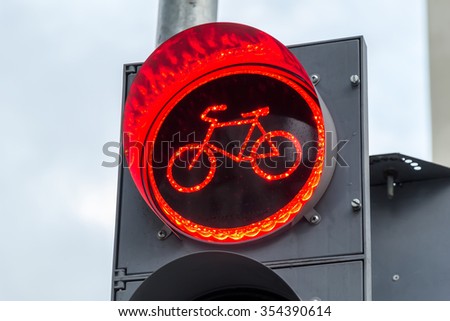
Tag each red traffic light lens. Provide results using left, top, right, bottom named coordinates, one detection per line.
left=123, top=23, right=325, bottom=243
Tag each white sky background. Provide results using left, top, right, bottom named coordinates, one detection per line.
left=0, top=0, right=430, bottom=299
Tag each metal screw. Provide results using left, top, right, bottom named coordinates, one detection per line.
left=350, top=75, right=360, bottom=86
left=310, top=214, right=321, bottom=224
left=310, top=74, right=320, bottom=85
left=392, top=274, right=400, bottom=282
left=351, top=198, right=362, bottom=211
left=157, top=229, right=167, bottom=240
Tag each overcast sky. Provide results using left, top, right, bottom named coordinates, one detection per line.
left=0, top=0, right=430, bottom=300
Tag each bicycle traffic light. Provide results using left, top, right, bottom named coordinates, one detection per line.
left=112, top=23, right=370, bottom=300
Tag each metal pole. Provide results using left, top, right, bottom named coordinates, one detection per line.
left=156, top=0, right=218, bottom=46
left=428, top=0, right=450, bottom=167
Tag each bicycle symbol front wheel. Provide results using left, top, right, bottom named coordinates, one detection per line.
left=250, top=130, right=302, bottom=181
left=167, top=143, right=217, bottom=193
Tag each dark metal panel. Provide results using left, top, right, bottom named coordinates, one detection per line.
left=371, top=177, right=450, bottom=300
left=275, top=261, right=363, bottom=301
left=114, top=261, right=363, bottom=301
left=290, top=37, right=366, bottom=257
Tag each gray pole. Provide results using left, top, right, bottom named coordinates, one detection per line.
left=428, top=0, right=450, bottom=167
left=156, top=0, right=218, bottom=46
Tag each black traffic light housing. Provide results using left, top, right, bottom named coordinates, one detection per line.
left=112, top=35, right=370, bottom=300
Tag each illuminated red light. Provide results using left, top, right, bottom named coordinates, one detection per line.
left=123, top=23, right=325, bottom=243
left=166, top=105, right=302, bottom=193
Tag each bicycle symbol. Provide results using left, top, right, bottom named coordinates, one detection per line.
left=167, top=104, right=302, bottom=193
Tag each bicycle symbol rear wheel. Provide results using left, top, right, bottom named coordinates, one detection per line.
left=250, top=130, right=302, bottom=181
left=167, top=144, right=217, bottom=193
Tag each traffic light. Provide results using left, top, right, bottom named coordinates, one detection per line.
left=112, top=23, right=370, bottom=300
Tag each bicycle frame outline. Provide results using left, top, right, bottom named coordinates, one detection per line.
left=188, top=104, right=279, bottom=169
left=167, top=104, right=302, bottom=193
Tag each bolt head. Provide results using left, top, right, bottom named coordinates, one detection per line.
left=310, top=214, right=321, bottom=224
left=310, top=74, right=320, bottom=85
left=157, top=230, right=167, bottom=240
left=350, top=75, right=360, bottom=86
left=351, top=198, right=362, bottom=211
